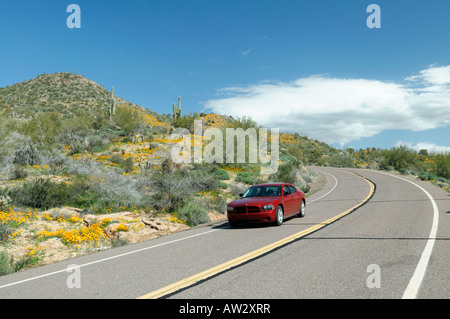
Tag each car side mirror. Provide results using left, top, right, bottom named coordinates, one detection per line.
left=239, top=193, right=244, bottom=197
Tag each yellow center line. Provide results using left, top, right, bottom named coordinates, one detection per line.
left=138, top=170, right=375, bottom=299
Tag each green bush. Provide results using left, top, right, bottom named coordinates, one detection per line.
left=175, top=113, right=200, bottom=132
left=418, top=171, right=438, bottom=181
left=271, top=161, right=298, bottom=185
left=7, top=176, right=98, bottom=211
left=177, top=201, right=210, bottom=226
left=230, top=116, right=260, bottom=129
left=13, top=141, right=41, bottom=166
left=328, top=151, right=356, bottom=168
left=219, top=181, right=228, bottom=189
left=0, top=195, right=12, bottom=210
left=0, top=251, right=14, bottom=276
left=214, top=168, right=230, bottom=180
left=189, top=170, right=219, bottom=191
left=0, top=223, right=13, bottom=243
left=235, top=171, right=259, bottom=185
left=108, top=155, right=135, bottom=173
left=58, top=159, right=149, bottom=213
left=270, top=159, right=305, bottom=184
left=112, top=105, right=145, bottom=134
left=380, top=146, right=418, bottom=171
left=9, top=178, right=54, bottom=209
left=432, top=154, right=450, bottom=179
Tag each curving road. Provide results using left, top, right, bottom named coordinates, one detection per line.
left=0, top=167, right=449, bottom=299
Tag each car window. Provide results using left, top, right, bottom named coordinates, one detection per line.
left=283, top=186, right=290, bottom=195
left=288, top=185, right=297, bottom=194
left=243, top=186, right=281, bottom=197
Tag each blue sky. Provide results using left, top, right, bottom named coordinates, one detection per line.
left=1, top=0, right=450, bottom=152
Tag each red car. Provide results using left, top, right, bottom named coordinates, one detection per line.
left=227, top=183, right=306, bottom=227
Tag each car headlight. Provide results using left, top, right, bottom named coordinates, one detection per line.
left=262, top=204, right=274, bottom=211
left=227, top=206, right=234, bottom=212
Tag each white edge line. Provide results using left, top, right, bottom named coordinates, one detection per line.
left=374, top=171, right=439, bottom=299
left=308, top=170, right=339, bottom=204
left=0, top=228, right=220, bottom=290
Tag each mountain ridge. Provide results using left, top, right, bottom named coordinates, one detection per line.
left=0, top=72, right=146, bottom=119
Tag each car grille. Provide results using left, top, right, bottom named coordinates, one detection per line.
left=235, top=206, right=260, bottom=214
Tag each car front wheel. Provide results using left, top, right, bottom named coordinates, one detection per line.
left=298, top=200, right=306, bottom=218
left=275, top=205, right=284, bottom=226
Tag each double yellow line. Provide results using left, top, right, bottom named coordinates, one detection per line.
left=138, top=171, right=375, bottom=299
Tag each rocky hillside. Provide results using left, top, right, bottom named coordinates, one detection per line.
left=0, top=72, right=144, bottom=119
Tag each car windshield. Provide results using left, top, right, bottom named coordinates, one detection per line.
left=242, top=186, right=282, bottom=198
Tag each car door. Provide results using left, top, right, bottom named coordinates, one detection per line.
left=288, top=185, right=301, bottom=214
left=282, top=185, right=296, bottom=216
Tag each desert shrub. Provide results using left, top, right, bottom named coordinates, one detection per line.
left=0, top=223, right=13, bottom=243
left=16, top=112, right=62, bottom=146
left=206, top=192, right=227, bottom=213
left=150, top=172, right=193, bottom=212
left=108, top=155, right=135, bottom=173
left=8, top=178, right=55, bottom=209
left=9, top=164, right=28, bottom=180
left=59, top=117, right=91, bottom=146
left=235, top=171, right=260, bottom=185
left=214, top=168, right=230, bottom=180
left=229, top=182, right=248, bottom=197
left=432, top=153, right=450, bottom=179
left=380, top=146, right=418, bottom=171
left=230, top=116, right=260, bottom=129
left=112, top=105, right=145, bottom=134
left=7, top=177, right=79, bottom=210
left=61, top=158, right=103, bottom=176
left=59, top=158, right=148, bottom=213
left=189, top=169, right=219, bottom=191
left=297, top=180, right=311, bottom=193
left=0, top=132, right=42, bottom=167
left=10, top=173, right=147, bottom=213
left=176, top=201, right=210, bottom=226
left=85, top=134, right=110, bottom=153
left=219, top=181, right=228, bottom=189
left=0, top=195, right=12, bottom=210
left=271, top=158, right=305, bottom=184
left=122, top=158, right=135, bottom=173
left=93, top=172, right=147, bottom=212
left=328, top=151, right=356, bottom=168
left=45, top=153, right=67, bottom=175
left=175, top=113, right=199, bottom=132
left=149, top=168, right=219, bottom=213
left=418, top=171, right=438, bottom=181
left=300, top=167, right=316, bottom=183
left=13, top=142, right=41, bottom=166
left=0, top=251, right=14, bottom=276
left=67, top=141, right=86, bottom=155
left=270, top=161, right=298, bottom=185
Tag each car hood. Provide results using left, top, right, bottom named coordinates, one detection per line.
left=229, top=197, right=280, bottom=207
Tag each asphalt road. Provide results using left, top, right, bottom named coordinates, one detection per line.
left=0, top=167, right=449, bottom=299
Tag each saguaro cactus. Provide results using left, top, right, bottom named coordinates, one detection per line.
left=172, top=96, right=181, bottom=126
left=109, top=86, right=118, bottom=119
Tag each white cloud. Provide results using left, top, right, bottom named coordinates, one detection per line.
left=407, top=65, right=450, bottom=85
left=395, top=141, right=450, bottom=154
left=240, top=48, right=252, bottom=56
left=204, top=65, right=450, bottom=145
